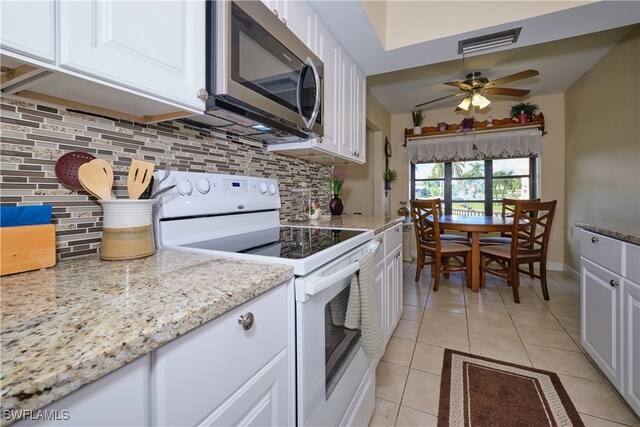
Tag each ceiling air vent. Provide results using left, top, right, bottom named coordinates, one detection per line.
left=458, top=27, right=522, bottom=55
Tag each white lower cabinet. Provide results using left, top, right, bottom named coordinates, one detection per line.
left=14, top=355, right=150, bottom=427
left=622, top=278, right=640, bottom=415
left=152, top=284, right=289, bottom=426
left=376, top=224, right=404, bottom=345
left=580, top=229, right=640, bottom=417
left=581, top=258, right=621, bottom=387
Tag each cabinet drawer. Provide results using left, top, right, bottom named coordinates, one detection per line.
left=581, top=230, right=624, bottom=275
left=152, top=284, right=288, bottom=426
left=625, top=243, right=640, bottom=284
left=385, top=223, right=402, bottom=257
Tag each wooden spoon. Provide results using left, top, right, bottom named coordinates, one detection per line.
left=127, top=159, right=155, bottom=200
left=78, top=160, right=113, bottom=200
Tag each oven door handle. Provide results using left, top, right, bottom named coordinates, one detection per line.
left=298, top=261, right=360, bottom=300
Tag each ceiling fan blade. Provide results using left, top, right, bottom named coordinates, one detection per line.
left=485, top=69, right=539, bottom=88
left=415, top=92, right=466, bottom=108
left=484, top=87, right=531, bottom=97
left=443, top=81, right=474, bottom=90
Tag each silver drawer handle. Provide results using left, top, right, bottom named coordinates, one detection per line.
left=591, top=236, right=599, bottom=243
left=609, top=279, right=619, bottom=287
left=396, top=227, right=400, bottom=232
left=395, top=251, right=401, bottom=258
left=238, top=312, right=255, bottom=330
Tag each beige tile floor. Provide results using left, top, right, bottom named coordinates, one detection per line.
left=370, top=261, right=640, bottom=427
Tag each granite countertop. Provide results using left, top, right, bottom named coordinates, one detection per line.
left=0, top=250, right=294, bottom=420
left=575, top=221, right=640, bottom=246
left=284, top=214, right=405, bottom=235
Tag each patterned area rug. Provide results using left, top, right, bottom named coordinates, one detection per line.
left=438, top=349, right=585, bottom=427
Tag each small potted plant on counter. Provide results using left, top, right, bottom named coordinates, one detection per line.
left=412, top=110, right=424, bottom=135
left=510, top=102, right=539, bottom=123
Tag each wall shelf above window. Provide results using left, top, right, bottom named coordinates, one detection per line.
left=404, top=113, right=545, bottom=146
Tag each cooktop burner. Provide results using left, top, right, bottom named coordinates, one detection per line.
left=181, top=226, right=367, bottom=260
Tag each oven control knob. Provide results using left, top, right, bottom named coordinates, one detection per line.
left=259, top=182, right=268, bottom=194
left=196, top=178, right=210, bottom=194
left=268, top=183, right=277, bottom=195
left=177, top=180, right=193, bottom=196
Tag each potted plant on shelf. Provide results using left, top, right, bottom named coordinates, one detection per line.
left=383, top=169, right=398, bottom=191
left=510, top=102, right=539, bottom=123
left=412, top=110, right=424, bottom=135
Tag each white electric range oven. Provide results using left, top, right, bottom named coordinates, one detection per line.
left=153, top=172, right=379, bottom=426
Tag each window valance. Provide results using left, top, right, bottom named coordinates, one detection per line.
left=406, top=128, right=542, bottom=164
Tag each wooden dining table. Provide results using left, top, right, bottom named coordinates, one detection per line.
left=438, top=215, right=515, bottom=292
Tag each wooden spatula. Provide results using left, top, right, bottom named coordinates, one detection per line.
left=78, top=160, right=113, bottom=200
left=127, top=159, right=155, bottom=200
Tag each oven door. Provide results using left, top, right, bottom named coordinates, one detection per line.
left=215, top=0, right=322, bottom=134
left=295, top=243, right=377, bottom=426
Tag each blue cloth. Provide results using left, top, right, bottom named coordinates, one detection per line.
left=0, top=206, right=52, bottom=227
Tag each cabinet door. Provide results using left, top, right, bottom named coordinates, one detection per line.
left=385, top=254, right=397, bottom=340
left=581, top=258, right=621, bottom=388
left=313, top=19, right=339, bottom=155
left=285, top=0, right=314, bottom=48
left=14, top=355, right=149, bottom=427
left=1, top=0, right=56, bottom=63
left=351, top=66, right=366, bottom=164
left=338, top=52, right=355, bottom=160
left=393, top=245, right=403, bottom=324
left=622, top=279, right=640, bottom=415
left=59, top=0, right=205, bottom=110
left=374, top=260, right=387, bottom=344
left=199, top=350, right=288, bottom=427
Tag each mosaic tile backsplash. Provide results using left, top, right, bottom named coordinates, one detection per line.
left=0, top=98, right=332, bottom=260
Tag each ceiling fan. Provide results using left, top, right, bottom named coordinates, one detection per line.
left=415, top=69, right=539, bottom=111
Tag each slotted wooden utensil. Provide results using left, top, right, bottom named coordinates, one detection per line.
left=127, top=159, right=155, bottom=200
left=78, top=160, right=113, bottom=200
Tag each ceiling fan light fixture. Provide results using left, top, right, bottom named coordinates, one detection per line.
left=458, top=97, right=471, bottom=111
left=471, top=93, right=491, bottom=109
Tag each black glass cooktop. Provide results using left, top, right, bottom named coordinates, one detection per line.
left=182, top=227, right=367, bottom=260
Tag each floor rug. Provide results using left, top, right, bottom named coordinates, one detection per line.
left=438, top=349, right=585, bottom=427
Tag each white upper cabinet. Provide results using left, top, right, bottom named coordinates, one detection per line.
left=260, top=0, right=314, bottom=49
left=351, top=65, right=367, bottom=164
left=58, top=0, right=205, bottom=111
left=285, top=0, right=315, bottom=48
left=314, top=18, right=340, bottom=156
left=1, top=0, right=56, bottom=63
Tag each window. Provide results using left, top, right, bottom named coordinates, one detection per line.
left=411, top=157, right=538, bottom=216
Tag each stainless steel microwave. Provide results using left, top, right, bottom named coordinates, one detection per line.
left=185, top=0, right=323, bottom=144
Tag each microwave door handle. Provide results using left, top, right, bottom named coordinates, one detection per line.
left=299, top=260, right=360, bottom=298
left=306, top=57, right=321, bottom=129
left=295, top=64, right=306, bottom=126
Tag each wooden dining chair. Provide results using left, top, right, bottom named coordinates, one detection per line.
left=480, top=198, right=540, bottom=277
left=479, top=200, right=557, bottom=303
left=410, top=199, right=472, bottom=290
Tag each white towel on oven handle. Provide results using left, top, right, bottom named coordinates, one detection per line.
left=345, top=250, right=385, bottom=359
